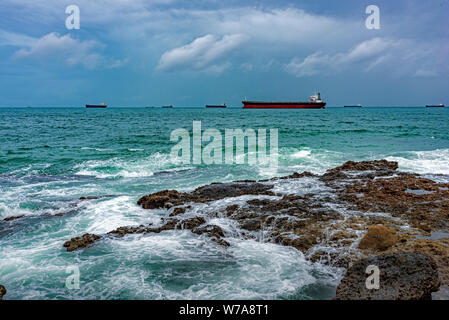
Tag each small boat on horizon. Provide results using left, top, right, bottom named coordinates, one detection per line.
left=344, top=104, right=362, bottom=108
left=86, top=103, right=107, bottom=108
left=162, top=105, right=173, bottom=108
left=206, top=103, right=227, bottom=108
left=426, top=104, right=445, bottom=108
left=242, top=91, right=326, bottom=109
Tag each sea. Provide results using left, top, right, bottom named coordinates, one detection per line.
left=1, top=107, right=448, bottom=299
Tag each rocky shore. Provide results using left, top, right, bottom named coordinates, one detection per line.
left=0, top=285, right=6, bottom=300
left=335, top=252, right=440, bottom=300
left=62, top=159, right=449, bottom=300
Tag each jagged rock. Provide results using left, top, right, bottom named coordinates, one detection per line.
left=108, top=220, right=178, bottom=237
left=177, top=217, right=206, bottom=230
left=239, top=219, right=262, bottom=231
left=137, top=190, right=182, bottom=209
left=192, top=225, right=230, bottom=247
left=63, top=234, right=101, bottom=252
left=225, top=204, right=240, bottom=216
left=328, top=159, right=399, bottom=173
left=0, top=285, right=6, bottom=300
left=191, top=182, right=274, bottom=201
left=169, top=207, right=186, bottom=217
left=61, top=158, right=449, bottom=292
left=335, top=252, right=440, bottom=300
left=137, top=182, right=274, bottom=210
left=358, top=226, right=398, bottom=251
left=279, top=171, right=316, bottom=180
left=2, top=215, right=24, bottom=222
left=54, top=210, right=77, bottom=217
left=65, top=217, right=209, bottom=252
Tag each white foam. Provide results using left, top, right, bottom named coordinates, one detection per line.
left=386, top=149, right=449, bottom=175
left=291, top=148, right=312, bottom=159
left=76, top=196, right=157, bottom=234
left=91, top=234, right=336, bottom=300
left=272, top=177, right=331, bottom=196
left=281, top=147, right=347, bottom=175
left=73, top=152, right=177, bottom=178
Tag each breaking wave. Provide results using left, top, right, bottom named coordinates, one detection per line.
left=386, top=148, right=449, bottom=175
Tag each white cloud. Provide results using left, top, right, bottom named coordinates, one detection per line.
left=1, top=2, right=447, bottom=78
left=285, top=38, right=404, bottom=77
left=156, top=34, right=246, bottom=73
left=216, top=8, right=352, bottom=46
left=342, top=38, right=397, bottom=63
left=12, top=32, right=126, bottom=69
left=285, top=36, right=449, bottom=78
left=0, top=29, right=37, bottom=47
left=414, top=69, right=438, bottom=77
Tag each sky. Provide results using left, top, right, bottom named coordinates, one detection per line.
left=0, top=0, right=448, bottom=107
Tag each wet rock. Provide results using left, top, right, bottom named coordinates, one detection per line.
left=169, top=207, right=186, bottom=217
left=193, top=224, right=224, bottom=237
left=389, top=239, right=449, bottom=288
left=328, top=159, right=398, bottom=173
left=341, top=174, right=449, bottom=231
left=335, top=252, right=440, bottom=300
left=191, top=182, right=274, bottom=201
left=108, top=217, right=206, bottom=237
left=329, top=230, right=358, bottom=242
left=225, top=204, right=240, bottom=216
left=283, top=235, right=319, bottom=253
left=271, top=171, right=316, bottom=180
left=108, top=225, right=147, bottom=237
left=358, top=225, right=398, bottom=251
left=414, top=221, right=432, bottom=233
left=192, top=225, right=229, bottom=247
left=53, top=210, right=77, bottom=217
left=107, top=220, right=178, bottom=237
left=137, top=190, right=182, bottom=209
left=0, top=285, right=6, bottom=300
left=63, top=158, right=449, bottom=288
left=63, top=234, right=101, bottom=252
left=137, top=182, right=274, bottom=210
left=2, top=215, right=24, bottom=222
left=320, top=170, right=349, bottom=182
left=177, top=217, right=206, bottom=230
left=212, top=238, right=231, bottom=247
left=239, top=219, right=262, bottom=231
left=79, top=195, right=116, bottom=201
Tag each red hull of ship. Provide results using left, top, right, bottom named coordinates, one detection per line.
left=243, top=103, right=326, bottom=109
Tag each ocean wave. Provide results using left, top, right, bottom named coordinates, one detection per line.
left=69, top=235, right=337, bottom=300
left=73, top=152, right=186, bottom=178
left=80, top=147, right=113, bottom=152
left=281, top=147, right=347, bottom=174
left=386, top=148, right=449, bottom=175
left=291, top=148, right=312, bottom=159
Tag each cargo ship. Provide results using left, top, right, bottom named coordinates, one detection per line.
left=86, top=103, right=107, bottom=108
left=242, top=91, right=326, bottom=109
left=206, top=103, right=227, bottom=108
left=162, top=105, right=173, bottom=108
left=426, top=104, right=445, bottom=108
left=344, top=104, right=362, bottom=108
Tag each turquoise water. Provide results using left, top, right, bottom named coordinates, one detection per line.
left=1, top=107, right=449, bottom=299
